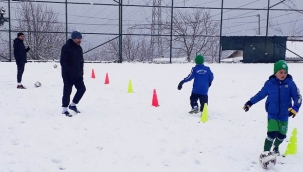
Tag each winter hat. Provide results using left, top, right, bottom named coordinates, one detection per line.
left=274, top=60, right=288, bottom=74
left=71, top=31, right=82, bottom=39
left=17, top=32, right=24, bottom=37
left=195, top=55, right=204, bottom=64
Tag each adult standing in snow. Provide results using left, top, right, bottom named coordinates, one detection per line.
left=13, top=32, right=30, bottom=89
left=177, top=55, right=214, bottom=114
left=60, top=31, right=86, bottom=117
left=243, top=60, right=302, bottom=156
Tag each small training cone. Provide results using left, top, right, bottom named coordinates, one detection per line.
left=127, top=80, right=133, bottom=93
left=91, top=69, right=96, bottom=79
left=200, top=103, right=208, bottom=123
left=283, top=128, right=297, bottom=157
left=152, top=89, right=159, bottom=107
left=104, top=73, right=109, bottom=84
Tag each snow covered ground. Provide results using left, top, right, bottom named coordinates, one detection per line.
left=0, top=62, right=302, bottom=172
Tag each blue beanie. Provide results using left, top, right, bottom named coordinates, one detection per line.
left=71, top=31, right=82, bottom=39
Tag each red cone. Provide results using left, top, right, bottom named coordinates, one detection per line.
left=152, top=89, right=159, bottom=107
left=104, top=73, right=109, bottom=84
left=91, top=69, right=95, bottom=79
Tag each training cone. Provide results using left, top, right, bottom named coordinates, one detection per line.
left=127, top=80, right=133, bottom=93
left=283, top=128, right=297, bottom=157
left=104, top=73, right=109, bottom=84
left=200, top=103, right=208, bottom=123
left=152, top=89, right=159, bottom=107
left=91, top=69, right=96, bottom=79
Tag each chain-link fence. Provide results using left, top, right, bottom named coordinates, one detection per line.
left=0, top=0, right=303, bottom=63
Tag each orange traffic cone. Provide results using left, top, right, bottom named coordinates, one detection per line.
left=104, top=73, right=109, bottom=84
left=152, top=89, right=159, bottom=107
left=91, top=69, right=95, bottom=79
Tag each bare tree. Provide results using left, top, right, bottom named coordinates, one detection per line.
left=105, top=30, right=153, bottom=62
left=0, top=33, right=9, bottom=61
left=15, top=2, right=65, bottom=60
left=105, top=38, right=119, bottom=61
left=164, top=9, right=219, bottom=62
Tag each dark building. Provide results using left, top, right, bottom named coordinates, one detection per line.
left=221, top=36, right=287, bottom=63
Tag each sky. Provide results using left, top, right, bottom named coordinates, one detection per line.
left=0, top=62, right=303, bottom=172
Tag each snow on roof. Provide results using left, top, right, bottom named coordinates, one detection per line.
left=153, top=57, right=189, bottom=63
left=286, top=41, right=303, bottom=58
left=220, top=56, right=243, bottom=63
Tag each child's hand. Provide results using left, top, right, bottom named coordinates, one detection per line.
left=243, top=101, right=252, bottom=112
left=177, top=81, right=184, bottom=90
left=288, top=106, right=299, bottom=118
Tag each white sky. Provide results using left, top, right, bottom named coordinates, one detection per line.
left=1, top=0, right=303, bottom=51
left=0, top=62, right=303, bottom=171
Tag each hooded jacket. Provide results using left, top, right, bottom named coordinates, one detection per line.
left=250, top=74, right=302, bottom=121
left=13, top=38, right=29, bottom=64
left=60, top=39, right=84, bottom=79
left=182, top=64, right=214, bottom=95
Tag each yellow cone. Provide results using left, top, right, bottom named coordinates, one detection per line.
left=200, top=103, right=208, bottom=123
left=283, top=128, right=297, bottom=156
left=292, top=128, right=298, bottom=136
left=127, top=80, right=133, bottom=93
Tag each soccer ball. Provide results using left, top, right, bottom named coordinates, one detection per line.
left=34, top=81, right=42, bottom=88
left=53, top=64, right=58, bottom=68
left=259, top=151, right=276, bottom=169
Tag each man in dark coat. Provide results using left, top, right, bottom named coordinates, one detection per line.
left=60, top=31, right=86, bottom=117
left=13, top=32, right=30, bottom=89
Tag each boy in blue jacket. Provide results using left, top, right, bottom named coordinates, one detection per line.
left=178, top=55, right=214, bottom=114
left=243, top=60, right=302, bottom=155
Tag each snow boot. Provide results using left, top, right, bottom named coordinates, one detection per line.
left=273, top=146, right=280, bottom=156
left=63, top=111, right=72, bottom=117
left=189, top=106, right=199, bottom=114
left=69, top=105, right=80, bottom=113
left=17, top=85, right=26, bottom=89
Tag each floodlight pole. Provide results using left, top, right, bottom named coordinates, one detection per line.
left=266, top=0, right=270, bottom=37
left=169, top=0, right=173, bottom=64
left=257, top=14, right=260, bottom=35
left=218, top=0, right=223, bottom=63
left=8, top=0, right=11, bottom=61
left=118, top=0, right=122, bottom=63
left=65, top=0, right=68, bottom=40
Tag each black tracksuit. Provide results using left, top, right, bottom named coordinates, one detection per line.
left=13, top=38, right=30, bottom=83
left=60, top=39, right=86, bottom=107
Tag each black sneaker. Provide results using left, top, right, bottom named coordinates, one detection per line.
left=17, top=85, right=26, bottom=89
left=63, top=111, right=72, bottom=117
left=69, top=105, right=80, bottom=113
left=273, top=146, right=280, bottom=156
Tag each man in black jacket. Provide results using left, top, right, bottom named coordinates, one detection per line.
left=13, top=32, right=30, bottom=89
left=60, top=31, right=86, bottom=117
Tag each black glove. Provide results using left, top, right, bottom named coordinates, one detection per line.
left=177, top=81, right=184, bottom=90
left=26, top=47, right=30, bottom=51
left=243, top=101, right=253, bottom=112
left=288, top=106, right=299, bottom=118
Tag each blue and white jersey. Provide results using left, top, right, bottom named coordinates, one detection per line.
left=183, top=64, right=214, bottom=95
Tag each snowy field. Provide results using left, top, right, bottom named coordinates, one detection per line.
left=0, top=62, right=302, bottom=172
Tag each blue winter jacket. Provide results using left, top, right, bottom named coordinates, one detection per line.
left=250, top=74, right=302, bottom=121
left=182, top=64, right=214, bottom=95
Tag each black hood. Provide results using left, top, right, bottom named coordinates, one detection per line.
left=13, top=38, right=23, bottom=43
